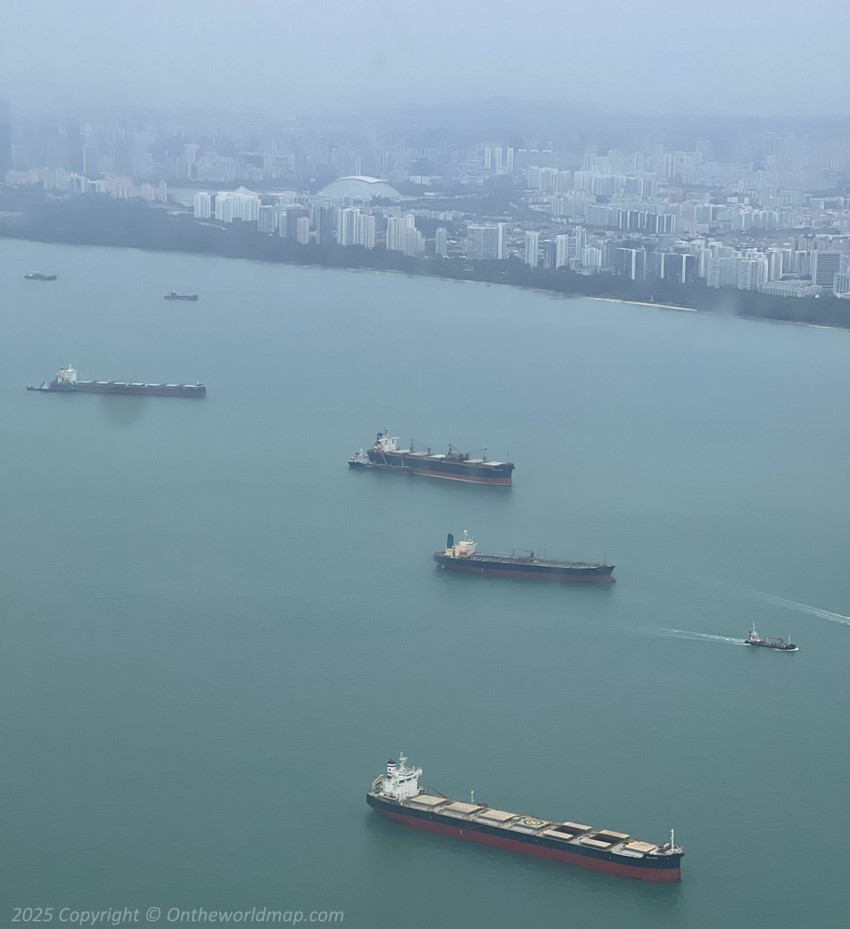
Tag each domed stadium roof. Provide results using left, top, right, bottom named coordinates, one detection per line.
left=315, top=176, right=402, bottom=201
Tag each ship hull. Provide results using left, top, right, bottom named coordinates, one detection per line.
left=434, top=553, right=615, bottom=583
left=368, top=795, right=680, bottom=882
left=366, top=450, right=513, bottom=485
left=745, top=642, right=798, bottom=651
left=27, top=381, right=205, bottom=398
left=349, top=460, right=412, bottom=474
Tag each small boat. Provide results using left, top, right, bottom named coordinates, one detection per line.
left=744, top=624, right=798, bottom=651
left=24, top=272, right=58, bottom=281
left=348, top=449, right=412, bottom=474
left=164, top=292, right=199, bottom=301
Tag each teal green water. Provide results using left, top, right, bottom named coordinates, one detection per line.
left=2, top=240, right=849, bottom=928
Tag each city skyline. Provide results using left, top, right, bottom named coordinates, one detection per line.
left=3, top=0, right=850, bottom=117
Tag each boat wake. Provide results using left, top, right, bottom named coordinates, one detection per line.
left=635, top=626, right=745, bottom=646
left=746, top=591, right=850, bottom=627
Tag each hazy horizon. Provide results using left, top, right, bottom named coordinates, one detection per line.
left=3, top=0, right=850, bottom=118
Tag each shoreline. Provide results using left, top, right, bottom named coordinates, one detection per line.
left=3, top=231, right=849, bottom=333
left=588, top=296, right=696, bottom=313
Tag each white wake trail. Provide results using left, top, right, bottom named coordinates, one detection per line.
left=635, top=626, right=745, bottom=646
left=746, top=591, right=850, bottom=626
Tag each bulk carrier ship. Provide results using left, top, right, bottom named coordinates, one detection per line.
left=27, top=366, right=206, bottom=398
left=434, top=531, right=615, bottom=583
left=348, top=431, right=514, bottom=485
left=368, top=756, right=683, bottom=882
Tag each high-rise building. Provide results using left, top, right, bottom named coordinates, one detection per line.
left=541, top=240, right=557, bottom=270
left=214, top=193, right=234, bottom=223
left=295, top=216, right=311, bottom=244
left=555, top=234, right=570, bottom=269
left=833, top=273, right=850, bottom=296
left=615, top=247, right=647, bottom=281
left=287, top=208, right=308, bottom=239
left=258, top=205, right=277, bottom=233
left=402, top=229, right=424, bottom=257
left=386, top=215, right=408, bottom=252
left=466, top=224, right=505, bottom=260
left=574, top=226, right=587, bottom=254
left=524, top=231, right=540, bottom=268
left=579, top=246, right=603, bottom=269
left=811, top=251, right=841, bottom=288
left=357, top=214, right=376, bottom=249
left=193, top=192, right=212, bottom=219
left=706, top=255, right=739, bottom=288
left=317, top=206, right=335, bottom=247
left=737, top=256, right=768, bottom=291
left=234, top=188, right=260, bottom=222
left=337, top=208, right=359, bottom=246
left=435, top=227, right=448, bottom=258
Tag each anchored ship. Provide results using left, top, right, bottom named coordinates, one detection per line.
left=434, top=531, right=615, bottom=583
left=24, top=272, right=58, bottom=281
left=349, top=431, right=514, bottom=485
left=744, top=625, right=798, bottom=652
left=164, top=292, right=199, bottom=301
left=368, top=755, right=683, bottom=882
left=27, top=366, right=206, bottom=398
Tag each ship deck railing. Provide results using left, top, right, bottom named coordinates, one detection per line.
left=442, top=552, right=609, bottom=569
left=382, top=792, right=655, bottom=857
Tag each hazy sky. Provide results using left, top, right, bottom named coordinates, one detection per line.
left=3, top=0, right=850, bottom=117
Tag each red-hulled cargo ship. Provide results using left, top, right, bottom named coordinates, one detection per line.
left=349, top=431, right=514, bottom=485
left=434, top=531, right=615, bottom=583
left=367, top=755, right=683, bottom=882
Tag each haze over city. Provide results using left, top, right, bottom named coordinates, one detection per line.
left=3, top=4, right=850, bottom=929
left=3, top=0, right=850, bottom=116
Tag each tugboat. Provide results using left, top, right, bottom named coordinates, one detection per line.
left=164, top=292, right=199, bottom=301
left=24, top=272, right=58, bottom=281
left=348, top=449, right=411, bottom=474
left=744, top=624, right=798, bottom=652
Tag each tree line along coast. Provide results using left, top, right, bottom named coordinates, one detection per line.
left=2, top=189, right=849, bottom=331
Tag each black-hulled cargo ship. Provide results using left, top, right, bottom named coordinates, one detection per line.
left=744, top=625, right=798, bottom=651
left=434, top=531, right=615, bottom=583
left=349, top=431, right=514, bottom=485
left=368, top=755, right=683, bottom=882
left=27, top=366, right=206, bottom=398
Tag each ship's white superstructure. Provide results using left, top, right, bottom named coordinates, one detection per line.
left=371, top=754, right=423, bottom=801
left=444, top=530, right=477, bottom=558
left=373, top=431, right=399, bottom=454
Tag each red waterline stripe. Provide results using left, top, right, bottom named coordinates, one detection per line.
left=375, top=809, right=680, bottom=882
left=409, top=470, right=513, bottom=485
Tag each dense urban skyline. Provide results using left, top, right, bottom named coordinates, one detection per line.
left=3, top=0, right=850, bottom=116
